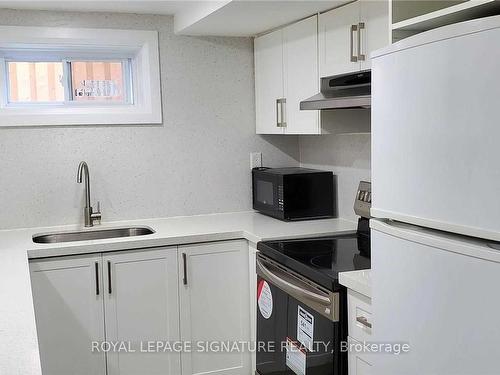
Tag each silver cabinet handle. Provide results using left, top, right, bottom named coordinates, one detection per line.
left=182, top=253, right=188, bottom=286
left=107, top=261, right=112, bottom=294
left=257, top=257, right=330, bottom=305
left=279, top=98, right=286, bottom=128
left=276, top=99, right=280, bottom=127
left=276, top=98, right=286, bottom=128
left=95, top=262, right=100, bottom=296
left=356, top=316, right=372, bottom=329
left=358, top=22, right=365, bottom=61
left=350, top=24, right=358, bottom=62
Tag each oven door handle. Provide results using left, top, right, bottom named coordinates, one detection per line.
left=257, top=257, right=331, bottom=306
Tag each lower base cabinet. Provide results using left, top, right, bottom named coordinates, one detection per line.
left=348, top=337, right=373, bottom=375
left=179, top=240, right=251, bottom=375
left=29, top=240, right=251, bottom=375
left=103, top=248, right=181, bottom=375
left=30, top=254, right=107, bottom=375
left=347, top=289, right=373, bottom=375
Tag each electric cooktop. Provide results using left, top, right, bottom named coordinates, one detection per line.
left=257, top=232, right=370, bottom=291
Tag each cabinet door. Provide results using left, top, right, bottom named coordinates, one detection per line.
left=103, top=248, right=181, bottom=375
left=179, top=240, right=251, bottom=375
left=348, top=337, right=372, bottom=375
left=29, top=254, right=106, bottom=375
left=283, top=15, right=320, bottom=134
left=255, top=28, right=285, bottom=134
left=319, top=2, right=361, bottom=77
left=359, top=0, right=390, bottom=71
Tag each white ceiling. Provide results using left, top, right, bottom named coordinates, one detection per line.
left=0, top=0, right=349, bottom=36
left=177, top=0, right=349, bottom=36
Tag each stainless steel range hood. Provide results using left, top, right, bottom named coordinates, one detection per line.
left=300, top=70, right=371, bottom=110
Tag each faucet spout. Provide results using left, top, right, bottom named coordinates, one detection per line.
left=76, top=161, right=101, bottom=227
left=77, top=161, right=91, bottom=209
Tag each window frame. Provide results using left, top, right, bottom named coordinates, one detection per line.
left=0, top=26, right=162, bottom=126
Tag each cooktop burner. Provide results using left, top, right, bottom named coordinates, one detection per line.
left=257, top=233, right=370, bottom=291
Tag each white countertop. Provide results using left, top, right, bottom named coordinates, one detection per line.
left=339, top=269, right=372, bottom=298
left=0, top=211, right=356, bottom=375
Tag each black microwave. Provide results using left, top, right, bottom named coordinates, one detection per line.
left=252, top=167, right=335, bottom=221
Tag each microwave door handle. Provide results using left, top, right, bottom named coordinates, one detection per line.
left=257, top=258, right=331, bottom=306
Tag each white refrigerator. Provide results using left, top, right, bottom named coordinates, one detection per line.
left=371, top=15, right=500, bottom=375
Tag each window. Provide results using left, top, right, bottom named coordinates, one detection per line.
left=7, top=61, right=64, bottom=103
left=6, top=59, right=132, bottom=105
left=0, top=26, right=161, bottom=126
left=70, top=60, right=130, bottom=103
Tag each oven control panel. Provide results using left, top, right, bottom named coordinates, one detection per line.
left=354, top=181, right=371, bottom=218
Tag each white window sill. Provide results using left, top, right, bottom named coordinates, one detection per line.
left=0, top=105, right=162, bottom=126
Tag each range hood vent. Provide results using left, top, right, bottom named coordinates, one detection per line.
left=300, top=70, right=371, bottom=110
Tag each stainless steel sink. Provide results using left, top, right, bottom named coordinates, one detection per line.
left=33, top=226, right=155, bottom=244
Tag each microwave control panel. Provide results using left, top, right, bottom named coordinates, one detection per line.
left=278, top=185, right=284, bottom=211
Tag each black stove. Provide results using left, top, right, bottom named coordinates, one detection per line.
left=257, top=228, right=370, bottom=292
left=255, top=181, right=372, bottom=375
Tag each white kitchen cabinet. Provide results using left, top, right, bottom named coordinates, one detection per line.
left=254, top=27, right=284, bottom=135
left=29, top=254, right=106, bottom=375
left=359, top=0, right=390, bottom=71
left=255, top=15, right=319, bottom=134
left=103, top=248, right=181, bottom=375
left=346, top=288, right=373, bottom=375
left=348, top=337, right=373, bottom=375
left=283, top=15, right=320, bottom=134
left=347, top=289, right=372, bottom=343
left=30, top=240, right=252, bottom=375
left=319, top=3, right=361, bottom=77
left=319, top=1, right=389, bottom=77
left=30, top=247, right=181, bottom=375
left=179, top=240, right=251, bottom=375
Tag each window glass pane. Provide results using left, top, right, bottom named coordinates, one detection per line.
left=70, top=61, right=126, bottom=102
left=7, top=62, right=64, bottom=103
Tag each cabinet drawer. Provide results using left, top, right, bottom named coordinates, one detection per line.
left=347, top=336, right=373, bottom=375
left=348, top=289, right=372, bottom=342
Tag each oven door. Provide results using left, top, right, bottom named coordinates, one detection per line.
left=256, top=274, right=288, bottom=375
left=256, top=255, right=343, bottom=375
left=252, top=170, right=283, bottom=219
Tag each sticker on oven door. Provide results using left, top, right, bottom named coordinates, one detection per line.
left=286, top=337, right=306, bottom=375
left=297, top=305, right=314, bottom=352
left=257, top=280, right=273, bottom=319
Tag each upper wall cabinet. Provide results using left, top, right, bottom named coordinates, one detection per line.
left=255, top=15, right=320, bottom=135
left=319, top=1, right=390, bottom=77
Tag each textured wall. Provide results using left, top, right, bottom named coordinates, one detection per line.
left=0, top=9, right=299, bottom=229
left=300, top=110, right=371, bottom=222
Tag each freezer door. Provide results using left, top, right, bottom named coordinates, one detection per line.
left=370, top=219, right=500, bottom=375
left=371, top=16, right=500, bottom=241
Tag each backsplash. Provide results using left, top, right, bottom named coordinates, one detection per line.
left=299, top=110, right=371, bottom=222
left=0, top=9, right=299, bottom=230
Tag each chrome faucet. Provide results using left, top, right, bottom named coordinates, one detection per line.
left=76, top=161, right=101, bottom=227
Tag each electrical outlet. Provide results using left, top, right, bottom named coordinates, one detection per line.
left=250, top=152, right=262, bottom=169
